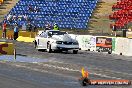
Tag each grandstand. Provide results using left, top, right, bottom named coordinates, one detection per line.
left=109, top=0, right=132, bottom=30
left=4, top=0, right=98, bottom=29
left=1, top=0, right=128, bottom=35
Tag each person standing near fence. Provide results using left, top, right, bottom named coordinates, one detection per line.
left=27, top=22, right=32, bottom=32
left=2, top=22, right=7, bottom=38
left=45, top=22, right=51, bottom=30
left=13, top=23, right=19, bottom=40
left=53, top=23, right=59, bottom=30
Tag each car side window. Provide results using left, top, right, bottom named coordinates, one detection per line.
left=39, top=32, right=47, bottom=38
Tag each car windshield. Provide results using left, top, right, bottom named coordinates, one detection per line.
left=48, top=31, right=67, bottom=36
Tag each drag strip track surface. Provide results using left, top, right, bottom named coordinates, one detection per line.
left=0, top=62, right=79, bottom=88
left=0, top=41, right=132, bottom=88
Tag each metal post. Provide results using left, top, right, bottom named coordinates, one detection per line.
left=14, top=49, right=16, bottom=61
left=114, top=31, right=117, bottom=37
left=30, top=31, right=32, bottom=38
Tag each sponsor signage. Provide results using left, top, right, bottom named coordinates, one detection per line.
left=96, top=37, right=112, bottom=52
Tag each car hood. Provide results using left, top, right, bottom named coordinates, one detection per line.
left=51, top=34, right=76, bottom=42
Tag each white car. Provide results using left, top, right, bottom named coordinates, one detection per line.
left=34, top=30, right=79, bottom=54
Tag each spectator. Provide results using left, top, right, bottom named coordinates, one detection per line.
left=53, top=23, right=59, bottom=30
left=3, top=18, right=6, bottom=23
left=13, top=23, right=19, bottom=40
left=7, top=14, right=13, bottom=22
left=32, top=24, right=37, bottom=32
left=27, top=22, right=32, bottom=32
left=28, top=5, right=33, bottom=12
left=34, top=6, right=38, bottom=13
left=12, top=14, right=17, bottom=21
left=23, top=14, right=28, bottom=21
left=2, top=22, right=7, bottom=38
left=18, top=15, right=23, bottom=21
left=22, top=22, right=26, bottom=31
left=35, top=6, right=40, bottom=13
left=45, top=22, right=51, bottom=30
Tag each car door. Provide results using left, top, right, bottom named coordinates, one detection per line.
left=38, top=32, right=48, bottom=49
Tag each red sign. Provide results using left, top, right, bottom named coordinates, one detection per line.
left=0, top=44, right=8, bottom=54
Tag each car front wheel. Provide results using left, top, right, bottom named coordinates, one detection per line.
left=73, top=50, right=78, bottom=54
left=47, top=44, right=52, bottom=53
left=34, top=41, right=37, bottom=49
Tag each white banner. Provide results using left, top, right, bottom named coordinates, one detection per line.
left=77, top=35, right=96, bottom=51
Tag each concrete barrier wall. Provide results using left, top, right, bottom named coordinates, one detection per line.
left=122, top=38, right=130, bottom=56
left=113, top=37, right=124, bottom=55
left=126, top=39, right=132, bottom=56
left=77, top=35, right=132, bottom=56
left=0, top=42, right=14, bottom=55
left=113, top=38, right=132, bottom=56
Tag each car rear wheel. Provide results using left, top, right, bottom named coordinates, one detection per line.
left=34, top=41, right=37, bottom=49
left=73, top=50, right=78, bottom=54
left=47, top=44, right=52, bottom=53
left=108, top=51, right=112, bottom=54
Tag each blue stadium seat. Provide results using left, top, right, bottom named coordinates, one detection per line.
left=4, top=0, right=98, bottom=29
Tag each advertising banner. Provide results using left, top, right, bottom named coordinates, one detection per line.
left=96, top=37, right=112, bottom=52
left=77, top=35, right=96, bottom=51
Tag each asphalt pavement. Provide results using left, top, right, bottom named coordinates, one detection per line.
left=0, top=40, right=132, bottom=88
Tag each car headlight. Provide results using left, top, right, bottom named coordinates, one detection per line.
left=56, top=41, right=63, bottom=44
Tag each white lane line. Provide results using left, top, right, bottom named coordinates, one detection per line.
left=90, top=68, right=132, bottom=76
left=10, top=64, right=78, bottom=79
left=90, top=72, right=121, bottom=79
left=11, top=63, right=126, bottom=80
left=49, top=60, right=132, bottom=77
left=42, top=64, right=79, bottom=72
left=37, top=64, right=123, bottom=79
